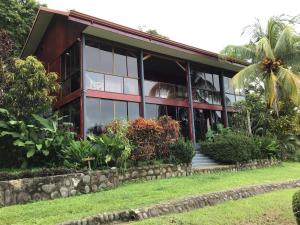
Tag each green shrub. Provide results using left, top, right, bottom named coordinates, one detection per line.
left=0, top=108, right=75, bottom=168
left=201, top=132, right=259, bottom=164
left=293, top=190, right=300, bottom=225
left=60, top=140, right=101, bottom=169
left=255, top=135, right=280, bottom=159
left=168, top=138, right=195, bottom=164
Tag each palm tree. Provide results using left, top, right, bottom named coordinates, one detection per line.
left=221, top=16, right=300, bottom=113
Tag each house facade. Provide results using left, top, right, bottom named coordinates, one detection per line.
left=21, top=7, right=246, bottom=143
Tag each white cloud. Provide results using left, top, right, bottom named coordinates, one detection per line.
left=39, top=0, right=300, bottom=53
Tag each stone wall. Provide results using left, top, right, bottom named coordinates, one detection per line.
left=58, top=179, right=300, bottom=225
left=192, top=158, right=281, bottom=174
left=0, top=164, right=191, bottom=206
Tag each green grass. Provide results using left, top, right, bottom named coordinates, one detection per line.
left=0, top=162, right=299, bottom=225
left=131, top=188, right=298, bottom=225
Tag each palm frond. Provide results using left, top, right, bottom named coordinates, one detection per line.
left=264, top=71, right=278, bottom=109
left=232, top=64, right=262, bottom=89
left=277, top=66, right=300, bottom=105
left=266, top=17, right=286, bottom=49
left=220, top=45, right=256, bottom=62
left=256, top=37, right=275, bottom=60
left=274, top=26, right=297, bottom=60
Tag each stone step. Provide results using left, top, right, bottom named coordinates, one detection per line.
left=192, top=151, right=219, bottom=167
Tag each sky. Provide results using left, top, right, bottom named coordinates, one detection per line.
left=39, top=0, right=299, bottom=53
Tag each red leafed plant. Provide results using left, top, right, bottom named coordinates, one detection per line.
left=157, top=116, right=180, bottom=157
left=127, top=118, right=163, bottom=161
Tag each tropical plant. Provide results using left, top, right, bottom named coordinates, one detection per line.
left=221, top=16, right=300, bottom=112
left=60, top=140, right=100, bottom=169
left=157, top=116, right=180, bottom=157
left=0, top=56, right=60, bottom=119
left=128, top=118, right=163, bottom=161
left=168, top=138, right=195, bottom=164
left=0, top=108, right=75, bottom=167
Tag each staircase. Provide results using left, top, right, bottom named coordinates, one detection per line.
left=192, top=146, right=219, bottom=168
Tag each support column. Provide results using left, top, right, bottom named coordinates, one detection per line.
left=186, top=62, right=196, bottom=144
left=139, top=49, right=146, bottom=117
left=220, top=74, right=228, bottom=127
left=81, top=34, right=87, bottom=138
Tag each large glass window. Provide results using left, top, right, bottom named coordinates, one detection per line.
left=59, top=98, right=80, bottom=134
left=86, top=71, right=104, bottom=91
left=224, top=76, right=245, bottom=106
left=86, top=97, right=140, bottom=134
left=191, top=66, right=221, bottom=105
left=60, top=42, right=80, bottom=97
left=85, top=38, right=139, bottom=95
left=105, top=75, right=123, bottom=93
left=144, top=80, right=186, bottom=99
left=124, top=78, right=139, bottom=95
left=128, top=102, right=140, bottom=120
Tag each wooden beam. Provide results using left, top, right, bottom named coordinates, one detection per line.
left=143, top=54, right=152, bottom=61
left=175, top=61, right=186, bottom=72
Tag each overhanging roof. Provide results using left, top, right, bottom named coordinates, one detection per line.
left=22, top=7, right=247, bottom=72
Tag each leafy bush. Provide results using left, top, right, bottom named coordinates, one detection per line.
left=128, top=118, right=163, bottom=161
left=60, top=140, right=101, bottom=169
left=157, top=116, right=180, bottom=157
left=201, top=132, right=259, bottom=164
left=255, top=135, right=280, bottom=159
left=293, top=190, right=300, bottom=225
left=0, top=108, right=75, bottom=168
left=168, top=138, right=195, bottom=164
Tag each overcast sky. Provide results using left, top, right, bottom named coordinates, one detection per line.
left=39, top=0, right=299, bottom=53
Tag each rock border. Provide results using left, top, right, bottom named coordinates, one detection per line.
left=58, top=179, right=300, bottom=225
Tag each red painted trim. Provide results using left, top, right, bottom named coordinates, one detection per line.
left=54, top=89, right=82, bottom=109
left=86, top=90, right=141, bottom=102
left=145, top=97, right=189, bottom=107
left=193, top=102, right=224, bottom=111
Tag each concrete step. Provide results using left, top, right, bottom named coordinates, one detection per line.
left=192, top=151, right=219, bottom=167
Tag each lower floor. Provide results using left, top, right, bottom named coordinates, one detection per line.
left=59, top=96, right=234, bottom=142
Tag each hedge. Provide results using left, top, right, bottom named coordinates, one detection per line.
left=293, top=190, right=300, bottom=225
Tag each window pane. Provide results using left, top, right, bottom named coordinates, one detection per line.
left=145, top=104, right=158, bottom=119
left=100, top=99, right=114, bottom=125
left=176, top=85, right=187, bottom=98
left=99, top=44, right=113, bottom=74
left=205, top=73, right=214, bottom=90
left=224, top=77, right=229, bottom=93
left=115, top=101, right=127, bottom=120
left=114, top=49, right=127, bottom=76
left=127, top=55, right=138, bottom=78
left=144, top=80, right=159, bottom=97
left=124, top=78, right=139, bottom=95
left=226, top=94, right=236, bottom=106
left=213, top=92, right=221, bottom=105
left=86, top=71, right=104, bottom=91
left=105, top=75, right=123, bottom=93
left=167, top=106, right=176, bottom=120
left=158, top=105, right=167, bottom=117
left=205, top=91, right=213, bottom=104
left=71, top=72, right=80, bottom=92
left=213, top=74, right=220, bottom=91
left=128, top=102, right=140, bottom=120
left=86, top=97, right=101, bottom=134
left=86, top=45, right=101, bottom=72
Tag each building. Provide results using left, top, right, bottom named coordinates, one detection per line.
left=21, top=7, right=246, bottom=143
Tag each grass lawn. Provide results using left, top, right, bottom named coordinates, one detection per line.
left=130, top=188, right=298, bottom=225
left=0, top=162, right=299, bottom=225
